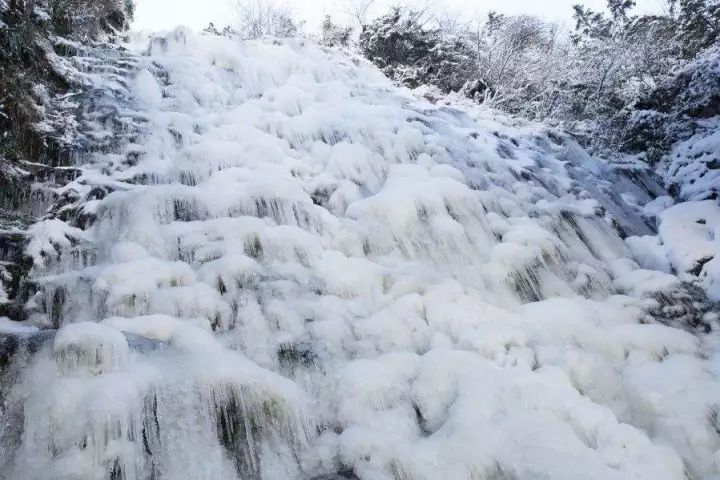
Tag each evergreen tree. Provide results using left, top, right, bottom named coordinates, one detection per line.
left=674, top=0, right=720, bottom=58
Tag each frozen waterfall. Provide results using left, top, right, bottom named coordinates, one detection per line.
left=1, top=29, right=719, bottom=480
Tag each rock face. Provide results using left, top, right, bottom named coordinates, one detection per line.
left=0, top=0, right=135, bottom=320
left=1, top=29, right=719, bottom=480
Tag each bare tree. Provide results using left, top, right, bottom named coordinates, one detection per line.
left=464, top=13, right=566, bottom=114
left=234, top=0, right=303, bottom=39
left=342, top=0, right=376, bottom=29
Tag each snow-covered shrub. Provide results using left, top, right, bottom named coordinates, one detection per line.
left=319, top=15, right=351, bottom=47
left=469, top=13, right=566, bottom=114
left=358, top=7, right=474, bottom=92
left=626, top=43, right=720, bottom=176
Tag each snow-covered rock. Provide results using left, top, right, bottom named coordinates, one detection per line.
left=663, top=119, right=720, bottom=201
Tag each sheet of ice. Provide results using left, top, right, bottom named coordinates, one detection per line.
left=2, top=30, right=719, bottom=480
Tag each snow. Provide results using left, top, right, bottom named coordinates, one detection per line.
left=626, top=200, right=720, bottom=301
left=0, top=268, right=8, bottom=304
left=638, top=200, right=720, bottom=301
left=660, top=201, right=720, bottom=274
left=642, top=194, right=675, bottom=218
left=26, top=219, right=88, bottom=268
left=625, top=234, right=673, bottom=273
left=32, top=7, right=50, bottom=22
left=5, top=321, right=312, bottom=480
left=132, top=69, right=163, bottom=107
left=663, top=119, right=720, bottom=201
left=53, top=322, right=130, bottom=374
left=0, top=317, right=39, bottom=334
left=3, top=29, right=720, bottom=480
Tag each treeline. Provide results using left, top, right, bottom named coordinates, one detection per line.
left=226, top=0, right=719, bottom=164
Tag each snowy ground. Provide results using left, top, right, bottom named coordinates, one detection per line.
left=1, top=30, right=720, bottom=480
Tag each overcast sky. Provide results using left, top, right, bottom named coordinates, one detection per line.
left=133, top=0, right=667, bottom=32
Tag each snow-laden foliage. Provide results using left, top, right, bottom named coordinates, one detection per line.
left=358, top=7, right=475, bottom=92
left=2, top=30, right=720, bottom=480
left=640, top=45, right=720, bottom=201
left=319, top=15, right=351, bottom=48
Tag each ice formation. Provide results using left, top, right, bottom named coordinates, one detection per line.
left=1, top=29, right=720, bottom=480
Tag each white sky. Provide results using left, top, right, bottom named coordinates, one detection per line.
left=133, top=0, right=667, bottom=32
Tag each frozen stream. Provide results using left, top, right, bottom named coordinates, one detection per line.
left=1, top=29, right=719, bottom=480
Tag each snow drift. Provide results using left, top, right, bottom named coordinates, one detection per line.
left=1, top=28, right=719, bottom=480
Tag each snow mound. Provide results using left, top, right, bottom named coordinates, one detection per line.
left=629, top=200, right=720, bottom=303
